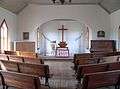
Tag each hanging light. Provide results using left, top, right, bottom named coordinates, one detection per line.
left=52, top=0, right=71, bottom=4
left=60, top=0, right=65, bottom=4
left=52, top=0, right=56, bottom=4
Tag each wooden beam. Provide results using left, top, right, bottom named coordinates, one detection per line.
left=98, top=3, right=111, bottom=14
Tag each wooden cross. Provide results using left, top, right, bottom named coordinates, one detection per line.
left=58, top=25, right=68, bottom=42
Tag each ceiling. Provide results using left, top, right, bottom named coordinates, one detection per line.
left=0, top=0, right=120, bottom=14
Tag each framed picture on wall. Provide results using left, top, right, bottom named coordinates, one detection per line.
left=97, top=30, right=105, bottom=37
left=23, top=32, right=29, bottom=40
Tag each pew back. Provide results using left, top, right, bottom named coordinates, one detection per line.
left=77, top=63, right=108, bottom=80
left=108, top=62, right=120, bottom=71
left=23, top=57, right=44, bottom=64
left=0, top=54, right=8, bottom=60
left=19, top=63, right=49, bottom=77
left=0, top=70, right=41, bottom=89
left=19, top=51, right=38, bottom=58
left=82, top=70, right=120, bottom=89
left=6, top=55, right=44, bottom=64
left=0, top=60, right=18, bottom=72
left=74, top=53, right=92, bottom=63
left=4, top=51, right=16, bottom=55
left=7, top=55, right=23, bottom=62
left=76, top=58, right=98, bottom=65
left=0, top=60, right=49, bottom=85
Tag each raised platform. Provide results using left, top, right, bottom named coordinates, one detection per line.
left=41, top=56, right=73, bottom=61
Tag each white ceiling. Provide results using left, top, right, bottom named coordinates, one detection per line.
left=0, top=0, right=120, bottom=14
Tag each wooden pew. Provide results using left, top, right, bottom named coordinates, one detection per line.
left=77, top=61, right=120, bottom=82
left=0, top=60, right=50, bottom=86
left=0, top=54, right=8, bottom=60
left=102, top=55, right=119, bottom=63
left=23, top=57, right=44, bottom=64
left=73, top=53, right=93, bottom=71
left=80, top=70, right=120, bottom=89
left=0, top=70, right=41, bottom=89
left=108, top=62, right=120, bottom=71
left=76, top=63, right=108, bottom=81
left=7, top=55, right=44, bottom=64
left=7, top=55, right=24, bottom=62
left=4, top=50, right=42, bottom=59
left=74, top=52, right=117, bottom=67
left=0, top=60, right=19, bottom=72
left=74, top=57, right=99, bottom=73
left=18, top=51, right=38, bottom=58
left=19, top=62, right=50, bottom=86
left=74, top=53, right=93, bottom=64
left=4, top=50, right=16, bottom=55
left=75, top=55, right=119, bottom=74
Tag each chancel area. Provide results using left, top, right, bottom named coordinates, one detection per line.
left=1, top=0, right=120, bottom=89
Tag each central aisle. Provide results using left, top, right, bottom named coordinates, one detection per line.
left=45, top=60, right=77, bottom=89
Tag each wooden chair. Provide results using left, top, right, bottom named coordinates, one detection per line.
left=80, top=70, right=120, bottom=89
left=0, top=70, right=41, bottom=89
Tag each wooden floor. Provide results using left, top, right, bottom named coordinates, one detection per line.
left=0, top=60, right=115, bottom=89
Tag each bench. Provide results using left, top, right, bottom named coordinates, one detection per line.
left=80, top=70, right=120, bottom=89
left=0, top=70, right=41, bottom=89
left=6, top=55, right=44, bottom=64
left=23, top=57, right=44, bottom=64
left=4, top=50, right=16, bottom=55
left=7, top=55, right=24, bottom=62
left=74, top=57, right=100, bottom=73
left=77, top=61, right=120, bottom=82
left=76, top=62, right=108, bottom=81
left=0, top=54, right=8, bottom=60
left=0, top=60, right=50, bottom=86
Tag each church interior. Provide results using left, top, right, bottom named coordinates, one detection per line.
left=1, top=0, right=120, bottom=89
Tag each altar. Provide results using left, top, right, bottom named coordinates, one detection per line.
left=55, top=47, right=69, bottom=57
left=37, top=20, right=90, bottom=56
left=55, top=25, right=69, bottom=58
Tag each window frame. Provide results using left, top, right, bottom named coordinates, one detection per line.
left=0, top=19, right=8, bottom=52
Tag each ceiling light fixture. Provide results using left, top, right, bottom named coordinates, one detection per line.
left=52, top=0, right=71, bottom=5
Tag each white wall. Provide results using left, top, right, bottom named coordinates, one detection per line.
left=18, top=4, right=111, bottom=51
left=110, top=9, right=120, bottom=50
left=0, top=7, right=17, bottom=50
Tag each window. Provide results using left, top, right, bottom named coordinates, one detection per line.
left=0, top=19, right=8, bottom=53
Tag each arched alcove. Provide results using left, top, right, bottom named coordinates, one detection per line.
left=37, top=19, right=92, bottom=56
